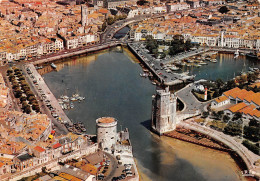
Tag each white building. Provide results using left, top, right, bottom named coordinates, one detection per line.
left=166, top=2, right=190, bottom=12
left=211, top=95, right=230, bottom=108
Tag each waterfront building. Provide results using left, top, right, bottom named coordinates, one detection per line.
left=96, top=117, right=118, bottom=151
left=151, top=87, right=177, bottom=135
left=211, top=87, right=260, bottom=121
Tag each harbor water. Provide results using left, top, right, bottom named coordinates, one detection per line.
left=42, top=47, right=258, bottom=181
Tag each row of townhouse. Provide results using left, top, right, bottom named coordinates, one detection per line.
left=117, top=0, right=224, bottom=18
left=134, top=28, right=260, bottom=49
left=63, top=34, right=98, bottom=49
left=0, top=38, right=64, bottom=64
left=9, top=133, right=90, bottom=173
left=166, top=0, right=224, bottom=12
left=0, top=32, right=100, bottom=64
left=219, top=32, right=260, bottom=49
left=182, top=32, right=259, bottom=49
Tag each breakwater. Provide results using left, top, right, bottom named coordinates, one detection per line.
left=179, top=121, right=260, bottom=179
left=164, top=128, right=231, bottom=152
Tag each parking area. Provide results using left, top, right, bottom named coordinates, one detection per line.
left=128, top=42, right=197, bottom=85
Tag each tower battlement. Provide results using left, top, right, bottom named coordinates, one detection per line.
left=151, top=87, right=177, bottom=135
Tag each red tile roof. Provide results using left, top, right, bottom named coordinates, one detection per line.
left=34, top=146, right=45, bottom=153
left=228, top=102, right=247, bottom=113
left=53, top=143, right=62, bottom=149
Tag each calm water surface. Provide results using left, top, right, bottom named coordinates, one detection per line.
left=43, top=48, right=258, bottom=181
left=179, top=54, right=260, bottom=81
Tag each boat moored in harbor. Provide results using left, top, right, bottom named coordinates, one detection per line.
left=51, top=63, right=57, bottom=69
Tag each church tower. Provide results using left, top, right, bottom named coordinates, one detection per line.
left=81, top=5, right=88, bottom=27
left=151, top=87, right=177, bottom=135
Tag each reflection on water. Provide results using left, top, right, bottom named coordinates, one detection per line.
left=42, top=48, right=255, bottom=181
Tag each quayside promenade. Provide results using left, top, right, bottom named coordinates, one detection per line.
left=26, top=63, right=71, bottom=129
left=179, top=121, right=260, bottom=179
left=128, top=42, right=196, bottom=86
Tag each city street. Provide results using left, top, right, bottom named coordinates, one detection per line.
left=176, top=82, right=210, bottom=114
left=23, top=64, right=69, bottom=135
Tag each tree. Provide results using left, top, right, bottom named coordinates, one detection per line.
left=7, top=69, right=13, bottom=75
left=223, top=115, right=230, bottom=123
left=22, top=85, right=30, bottom=92
left=24, top=106, right=31, bottom=114
left=249, top=119, right=259, bottom=127
left=13, top=67, right=20, bottom=72
left=12, top=83, right=19, bottom=89
left=32, top=103, right=40, bottom=112
left=225, top=80, right=236, bottom=90
left=169, top=46, right=175, bottom=56
left=173, top=34, right=184, bottom=41
left=215, top=78, right=224, bottom=89
left=217, top=111, right=224, bottom=117
left=247, top=73, right=257, bottom=83
left=20, top=96, right=27, bottom=102
left=185, top=39, right=192, bottom=51
left=22, top=101, right=28, bottom=109
left=101, top=22, right=107, bottom=32
left=107, top=16, right=114, bottom=25
left=242, top=140, right=259, bottom=155
left=28, top=95, right=36, bottom=102
left=213, top=89, right=220, bottom=98
left=232, top=112, right=242, bottom=121
left=224, top=123, right=242, bottom=136
left=219, top=6, right=229, bottom=14
left=207, top=93, right=212, bottom=101
left=137, top=0, right=149, bottom=6
left=15, top=90, right=22, bottom=98
left=244, top=126, right=259, bottom=142
left=18, top=76, right=25, bottom=81
left=42, top=166, right=47, bottom=173
left=8, top=74, right=15, bottom=81
left=152, top=48, right=158, bottom=56
left=202, top=111, right=209, bottom=118
left=25, top=91, right=34, bottom=97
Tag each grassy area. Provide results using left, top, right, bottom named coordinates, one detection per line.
left=206, top=120, right=227, bottom=130
left=194, top=118, right=205, bottom=123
